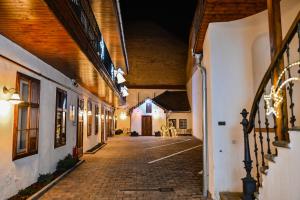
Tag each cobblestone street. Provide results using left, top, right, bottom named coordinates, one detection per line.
left=41, top=136, right=205, bottom=200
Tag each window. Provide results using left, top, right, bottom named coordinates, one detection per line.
left=13, top=73, right=40, bottom=160
left=55, top=88, right=67, bottom=148
left=169, top=119, right=177, bottom=128
left=179, top=119, right=187, bottom=129
left=95, top=105, right=99, bottom=135
left=101, top=105, right=104, bottom=139
left=146, top=102, right=152, bottom=113
left=87, top=100, right=92, bottom=136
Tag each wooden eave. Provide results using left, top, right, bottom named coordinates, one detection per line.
left=192, top=0, right=267, bottom=53
left=0, top=0, right=124, bottom=106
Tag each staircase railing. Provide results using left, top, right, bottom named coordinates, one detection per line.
left=241, top=12, right=300, bottom=200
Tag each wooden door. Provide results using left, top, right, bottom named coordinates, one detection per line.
left=77, top=98, right=84, bottom=157
left=142, top=116, right=152, bottom=136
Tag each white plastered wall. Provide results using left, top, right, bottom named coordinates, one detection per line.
left=187, top=0, right=300, bottom=199
left=168, top=112, right=192, bottom=130
left=0, top=35, right=108, bottom=199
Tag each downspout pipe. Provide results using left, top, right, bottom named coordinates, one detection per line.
left=194, top=53, right=209, bottom=197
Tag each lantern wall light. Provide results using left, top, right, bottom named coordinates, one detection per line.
left=114, top=68, right=126, bottom=84
left=3, top=86, right=23, bottom=105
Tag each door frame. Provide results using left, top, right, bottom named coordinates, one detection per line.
left=76, top=98, right=84, bottom=157
left=141, top=115, right=152, bottom=136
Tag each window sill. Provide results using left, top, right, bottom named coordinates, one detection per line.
left=13, top=151, right=38, bottom=161
left=54, top=144, right=66, bottom=149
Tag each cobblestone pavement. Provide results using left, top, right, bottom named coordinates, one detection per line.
left=41, top=136, right=208, bottom=200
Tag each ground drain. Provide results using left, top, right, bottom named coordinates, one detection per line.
left=120, top=188, right=174, bottom=193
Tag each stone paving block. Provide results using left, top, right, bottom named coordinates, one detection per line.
left=40, top=136, right=209, bottom=200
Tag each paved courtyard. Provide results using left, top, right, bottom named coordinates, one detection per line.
left=41, top=136, right=205, bottom=200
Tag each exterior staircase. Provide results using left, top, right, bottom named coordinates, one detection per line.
left=238, top=12, right=300, bottom=200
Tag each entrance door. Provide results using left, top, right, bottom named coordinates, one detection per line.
left=142, top=116, right=152, bottom=136
left=77, top=98, right=84, bottom=157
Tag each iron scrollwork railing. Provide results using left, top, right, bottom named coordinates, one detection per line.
left=241, top=12, right=300, bottom=200
left=70, top=0, right=116, bottom=83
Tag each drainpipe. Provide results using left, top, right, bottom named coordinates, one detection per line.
left=194, top=53, right=208, bottom=197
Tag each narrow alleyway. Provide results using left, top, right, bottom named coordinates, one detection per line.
left=41, top=136, right=204, bottom=200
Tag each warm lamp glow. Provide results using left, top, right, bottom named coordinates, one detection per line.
left=0, top=100, right=11, bottom=118
left=119, top=112, right=127, bottom=120
left=3, top=86, right=23, bottom=105
left=87, top=111, right=92, bottom=116
left=8, top=92, right=22, bottom=104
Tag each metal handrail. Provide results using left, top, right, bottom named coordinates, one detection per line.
left=246, top=11, right=300, bottom=133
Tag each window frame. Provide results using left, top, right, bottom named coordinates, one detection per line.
left=54, top=88, right=68, bottom=148
left=95, top=104, right=99, bottom=135
left=13, top=72, right=40, bottom=161
left=87, top=100, right=93, bottom=136
left=169, top=119, right=177, bottom=128
left=179, top=119, right=187, bottom=129
left=146, top=102, right=152, bottom=113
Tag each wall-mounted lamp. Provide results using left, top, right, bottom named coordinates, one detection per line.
left=114, top=68, right=126, bottom=84
left=120, top=86, right=129, bottom=97
left=119, top=112, right=127, bottom=120
left=3, top=86, right=23, bottom=105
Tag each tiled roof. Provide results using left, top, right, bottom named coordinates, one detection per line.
left=152, top=91, right=191, bottom=112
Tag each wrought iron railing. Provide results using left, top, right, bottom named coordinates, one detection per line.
left=241, top=12, right=300, bottom=200
left=70, top=0, right=115, bottom=82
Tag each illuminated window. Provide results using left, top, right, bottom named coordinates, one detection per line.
left=55, top=88, right=67, bottom=148
left=13, top=73, right=40, bottom=160
left=179, top=119, right=187, bottom=129
left=146, top=102, right=152, bottom=113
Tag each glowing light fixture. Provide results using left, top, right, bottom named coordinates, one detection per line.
left=119, top=112, right=127, bottom=120
left=114, top=68, right=126, bottom=84
left=3, top=86, right=23, bottom=105
left=120, top=86, right=129, bottom=97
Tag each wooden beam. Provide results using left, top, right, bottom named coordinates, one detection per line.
left=267, top=0, right=289, bottom=142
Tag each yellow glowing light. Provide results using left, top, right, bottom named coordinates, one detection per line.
left=264, top=61, right=300, bottom=118
left=119, top=112, right=127, bottom=120
left=0, top=100, right=11, bottom=118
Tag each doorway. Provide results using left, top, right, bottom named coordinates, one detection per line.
left=77, top=98, right=84, bottom=157
left=142, top=116, right=152, bottom=136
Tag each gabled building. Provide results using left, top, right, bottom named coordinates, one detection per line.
left=128, top=91, right=192, bottom=136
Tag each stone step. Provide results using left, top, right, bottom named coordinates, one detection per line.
left=220, top=192, right=242, bottom=200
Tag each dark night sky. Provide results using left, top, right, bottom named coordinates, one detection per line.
left=119, top=0, right=198, bottom=42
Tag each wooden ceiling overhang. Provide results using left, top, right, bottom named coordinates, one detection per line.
left=90, top=0, right=129, bottom=74
left=0, top=0, right=125, bottom=106
left=193, top=0, right=267, bottom=53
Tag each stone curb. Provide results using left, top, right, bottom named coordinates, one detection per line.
left=84, top=143, right=107, bottom=154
